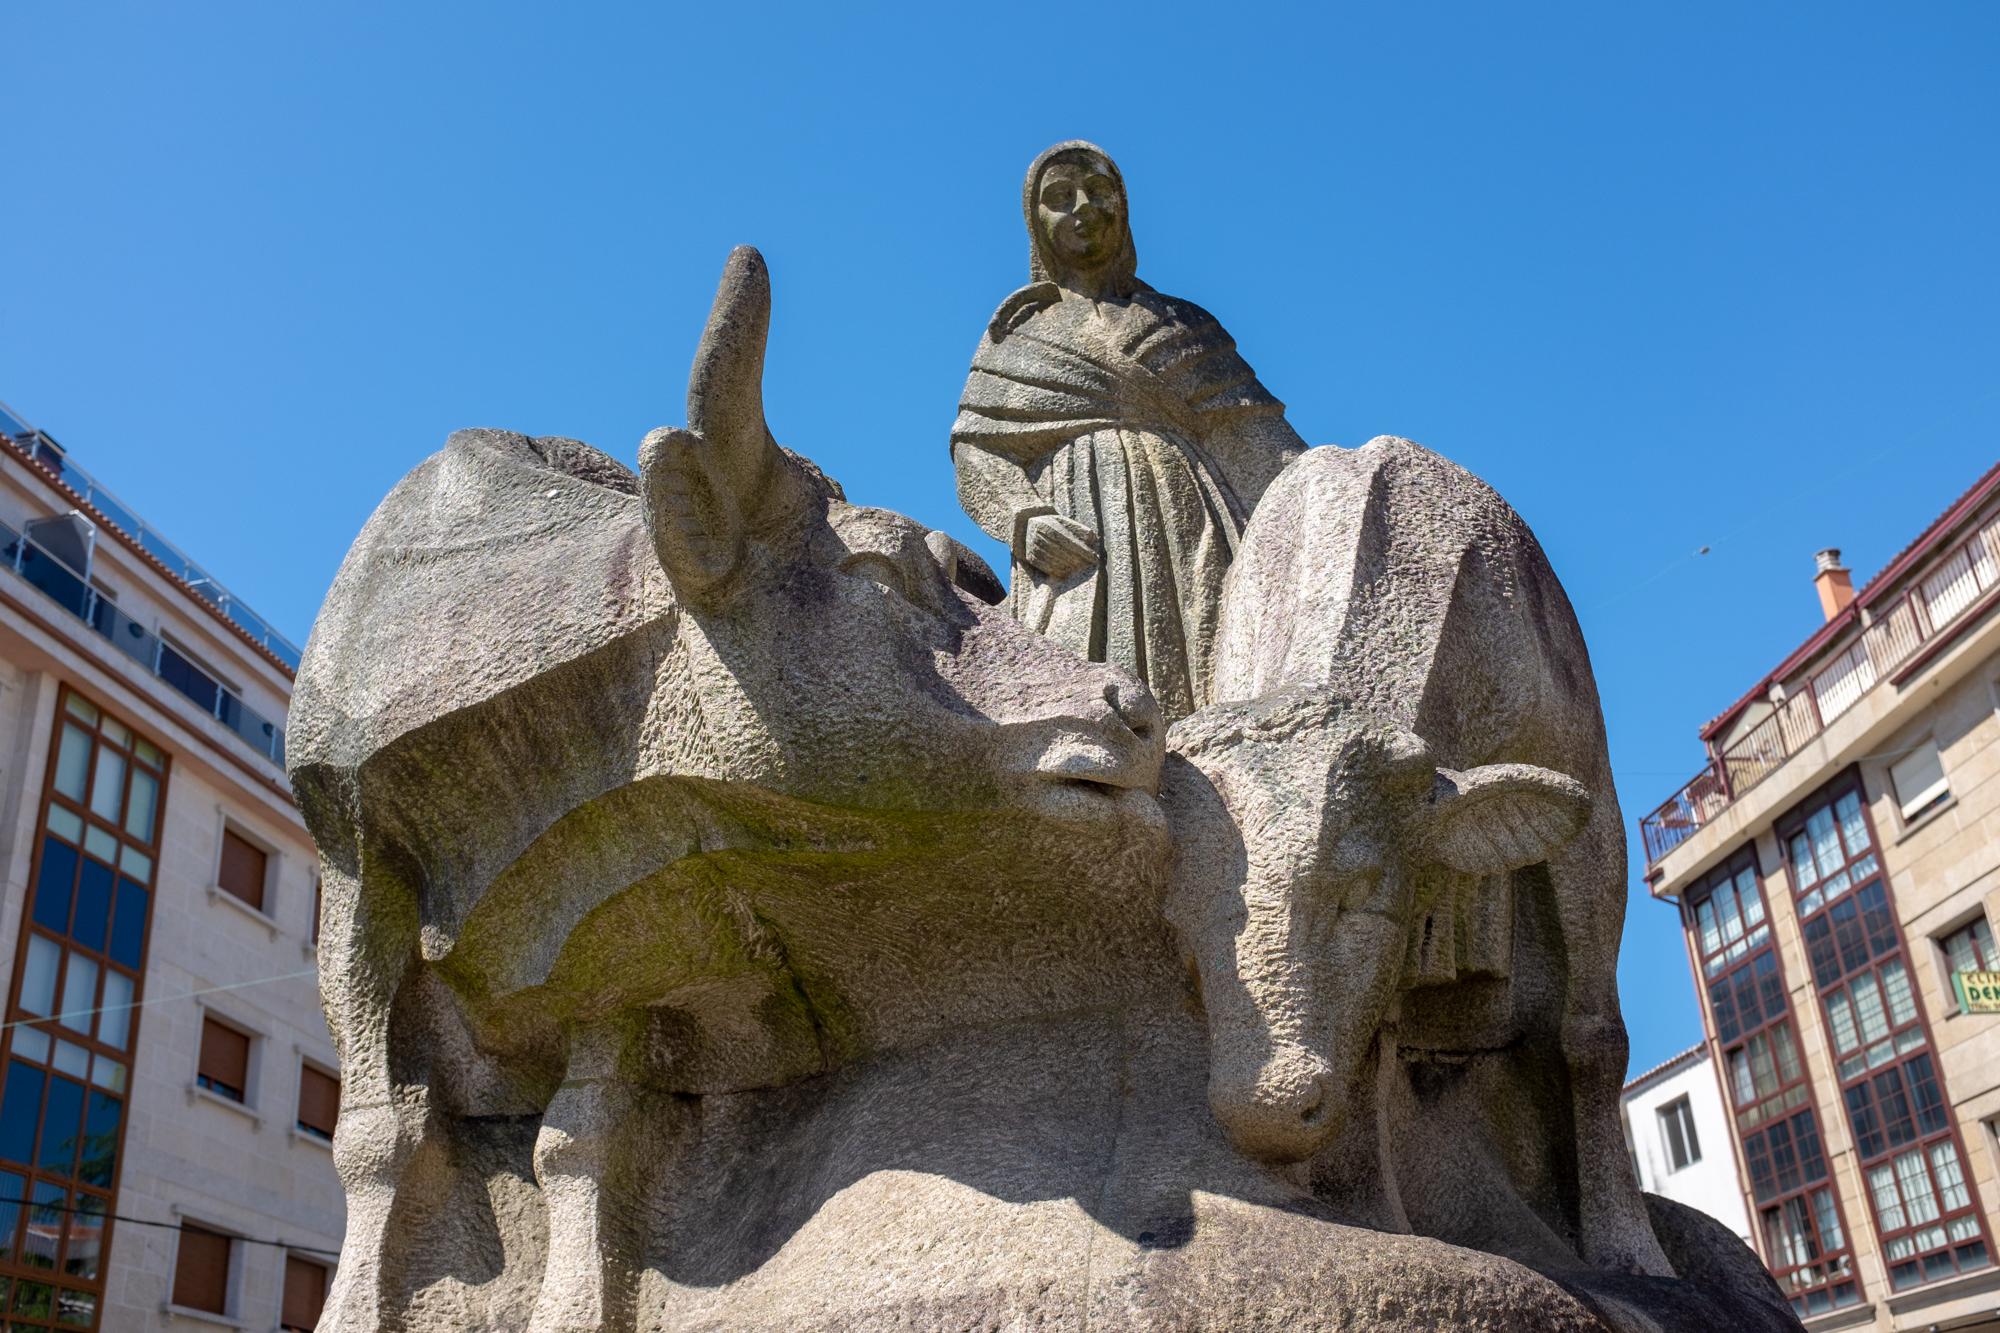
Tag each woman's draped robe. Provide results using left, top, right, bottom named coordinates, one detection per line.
left=952, top=291, right=1304, bottom=719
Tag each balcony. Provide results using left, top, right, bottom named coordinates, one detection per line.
left=0, top=401, right=303, bottom=671
left=0, top=514, right=287, bottom=768
left=1640, top=510, right=2000, bottom=866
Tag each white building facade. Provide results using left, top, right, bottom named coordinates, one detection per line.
left=1622, top=1043, right=1754, bottom=1242
left=0, top=402, right=342, bottom=1331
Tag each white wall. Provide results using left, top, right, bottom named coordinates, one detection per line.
left=1623, top=1051, right=1754, bottom=1243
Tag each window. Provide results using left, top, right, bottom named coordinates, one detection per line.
left=1657, top=1096, right=1700, bottom=1171
left=1889, top=740, right=1949, bottom=821
left=1941, top=917, right=1997, bottom=1013
left=1781, top=776, right=1992, bottom=1292
left=297, top=1064, right=339, bottom=1142
left=197, top=1018, right=250, bottom=1104
left=281, top=1253, right=330, bottom=1332
left=0, top=688, right=165, bottom=1329
left=171, top=1222, right=232, bottom=1315
left=1688, top=848, right=1861, bottom=1316
left=1760, top=1186, right=1859, bottom=1317
left=216, top=827, right=268, bottom=911
left=311, top=877, right=323, bottom=946
left=1865, top=1140, right=1990, bottom=1290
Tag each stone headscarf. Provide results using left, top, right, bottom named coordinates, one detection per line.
left=1022, top=140, right=1141, bottom=295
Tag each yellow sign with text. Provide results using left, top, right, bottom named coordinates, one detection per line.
left=1954, top=971, right=2000, bottom=1014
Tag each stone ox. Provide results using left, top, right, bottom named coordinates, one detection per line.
left=286, top=248, right=1165, bottom=1331
left=1164, top=438, right=1674, bottom=1278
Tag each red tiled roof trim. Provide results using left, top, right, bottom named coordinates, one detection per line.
left=1696, top=459, right=2000, bottom=742
left=2, top=439, right=298, bottom=681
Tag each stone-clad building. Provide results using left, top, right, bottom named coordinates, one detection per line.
left=0, top=402, right=341, bottom=1330
left=1641, top=461, right=2000, bottom=1330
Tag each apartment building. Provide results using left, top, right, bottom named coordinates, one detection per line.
left=1623, top=1043, right=1754, bottom=1243
left=1640, top=461, right=2000, bottom=1331
left=0, top=401, right=341, bottom=1330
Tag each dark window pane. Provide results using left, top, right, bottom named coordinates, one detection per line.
left=1804, top=916, right=1839, bottom=988
left=157, top=645, right=219, bottom=715
left=1906, top=1054, right=1948, bottom=1135
left=71, top=859, right=112, bottom=953
left=1744, top=1132, right=1776, bottom=1202
left=12, top=1278, right=51, bottom=1317
left=32, top=839, right=77, bottom=935
left=1711, top=980, right=1740, bottom=1044
left=1734, top=968, right=1765, bottom=1031
left=63, top=1193, right=102, bottom=1281
left=1830, top=898, right=1867, bottom=976
left=1872, top=1068, right=1916, bottom=1150
left=1791, top=1110, right=1827, bottom=1182
left=1768, top=1120, right=1800, bottom=1194
left=0, top=1169, right=22, bottom=1263
left=23, top=1182, right=62, bottom=1270
left=78, top=1093, right=118, bottom=1188
left=1859, top=884, right=1899, bottom=961
left=1844, top=1082, right=1883, bottom=1159
left=1756, top=952, right=1787, bottom=1019
left=0, top=1064, right=46, bottom=1165
left=37, top=1077, right=84, bottom=1176
left=109, top=881, right=149, bottom=970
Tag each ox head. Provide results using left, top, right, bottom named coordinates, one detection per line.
left=638, top=247, right=1165, bottom=831
left=1164, top=694, right=1589, bottom=1164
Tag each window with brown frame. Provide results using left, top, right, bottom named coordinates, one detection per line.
left=297, top=1064, right=339, bottom=1142
left=0, top=687, right=168, bottom=1329
left=197, top=1019, right=250, bottom=1104
left=1940, top=917, right=1998, bottom=1013
left=216, top=828, right=267, bottom=911
left=171, top=1222, right=231, bottom=1314
left=281, top=1253, right=329, bottom=1331
left=1783, top=777, right=1992, bottom=1292
left=1686, top=849, right=1861, bottom=1317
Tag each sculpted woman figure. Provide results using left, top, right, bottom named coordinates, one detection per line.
left=951, top=141, right=1306, bottom=719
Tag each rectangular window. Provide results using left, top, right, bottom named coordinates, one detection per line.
left=1657, top=1095, right=1700, bottom=1171
left=297, top=1065, right=339, bottom=1142
left=1941, top=917, right=1997, bottom=1013
left=1890, top=741, right=1949, bottom=820
left=171, top=1222, right=232, bottom=1314
left=197, top=1019, right=250, bottom=1103
left=1781, top=776, right=1992, bottom=1294
left=1760, top=1184, right=1861, bottom=1317
left=0, top=687, right=165, bottom=1328
left=217, top=828, right=268, bottom=911
left=282, top=1253, right=330, bottom=1332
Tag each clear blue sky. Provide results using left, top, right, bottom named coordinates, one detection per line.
left=6, top=3, right=1996, bottom=1077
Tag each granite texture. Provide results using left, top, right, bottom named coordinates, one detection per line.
left=289, top=240, right=1802, bottom=1331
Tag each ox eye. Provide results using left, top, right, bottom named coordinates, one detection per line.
left=838, top=552, right=913, bottom=601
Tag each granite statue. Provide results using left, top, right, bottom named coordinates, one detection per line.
left=1165, top=439, right=1671, bottom=1280
left=951, top=141, right=1306, bottom=720
left=288, top=205, right=1803, bottom=1325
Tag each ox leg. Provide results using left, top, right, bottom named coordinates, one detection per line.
left=1548, top=810, right=1674, bottom=1277
left=528, top=1017, right=651, bottom=1333
left=315, top=866, right=448, bottom=1332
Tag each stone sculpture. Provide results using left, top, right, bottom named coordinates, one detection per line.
left=290, top=193, right=1805, bottom=1325
left=951, top=141, right=1305, bottom=720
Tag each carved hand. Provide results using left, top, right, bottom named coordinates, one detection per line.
left=1022, top=513, right=1100, bottom=580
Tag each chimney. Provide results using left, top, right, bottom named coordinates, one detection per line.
left=1814, top=549, right=1854, bottom=621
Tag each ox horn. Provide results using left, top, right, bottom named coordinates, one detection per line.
left=641, top=245, right=802, bottom=604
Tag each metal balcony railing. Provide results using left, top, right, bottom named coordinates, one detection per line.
left=1, top=515, right=287, bottom=767
left=0, top=401, right=303, bottom=671
left=1640, top=511, right=2000, bottom=866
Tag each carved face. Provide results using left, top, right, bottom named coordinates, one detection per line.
left=1163, top=698, right=1589, bottom=1164
left=1035, top=157, right=1125, bottom=271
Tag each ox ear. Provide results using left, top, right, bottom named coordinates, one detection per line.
left=640, top=246, right=809, bottom=606
left=1417, top=764, right=1591, bottom=876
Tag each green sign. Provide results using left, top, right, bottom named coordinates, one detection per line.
left=1954, top=970, right=2000, bottom=1013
